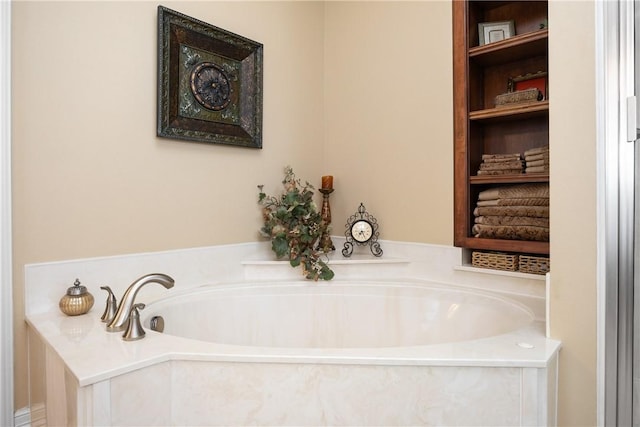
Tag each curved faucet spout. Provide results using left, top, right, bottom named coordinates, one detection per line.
left=106, top=273, right=174, bottom=332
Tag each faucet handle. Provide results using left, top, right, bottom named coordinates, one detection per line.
left=122, top=303, right=146, bottom=341
left=100, top=286, right=118, bottom=323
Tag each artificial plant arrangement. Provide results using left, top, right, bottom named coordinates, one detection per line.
left=258, top=166, right=334, bottom=281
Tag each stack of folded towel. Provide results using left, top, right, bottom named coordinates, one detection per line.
left=476, top=153, right=524, bottom=175
left=524, top=146, right=549, bottom=174
left=472, top=183, right=549, bottom=241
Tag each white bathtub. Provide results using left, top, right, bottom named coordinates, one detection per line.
left=85, top=280, right=561, bottom=426
left=143, top=281, right=534, bottom=348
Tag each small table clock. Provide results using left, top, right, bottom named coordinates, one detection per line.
left=343, top=203, right=383, bottom=257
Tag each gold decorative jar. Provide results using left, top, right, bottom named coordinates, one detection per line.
left=59, top=279, right=94, bottom=316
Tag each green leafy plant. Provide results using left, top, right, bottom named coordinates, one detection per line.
left=258, top=167, right=334, bottom=281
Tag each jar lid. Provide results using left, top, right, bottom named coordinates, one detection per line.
left=66, top=279, right=88, bottom=296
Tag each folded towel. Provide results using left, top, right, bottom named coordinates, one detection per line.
left=477, top=169, right=523, bottom=175
left=524, top=146, right=549, bottom=156
left=475, top=215, right=549, bottom=228
left=472, top=224, right=549, bottom=241
left=478, top=183, right=549, bottom=201
left=525, top=165, right=549, bottom=173
left=479, top=160, right=523, bottom=170
left=525, top=159, right=549, bottom=167
left=476, top=197, right=549, bottom=207
left=473, top=205, right=549, bottom=218
left=524, top=153, right=549, bottom=162
left=482, top=156, right=523, bottom=163
left=482, top=153, right=521, bottom=161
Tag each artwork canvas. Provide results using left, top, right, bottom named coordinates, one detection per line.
left=157, top=6, right=263, bottom=148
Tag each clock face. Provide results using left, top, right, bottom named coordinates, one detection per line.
left=189, top=62, right=232, bottom=111
left=351, top=220, right=373, bottom=243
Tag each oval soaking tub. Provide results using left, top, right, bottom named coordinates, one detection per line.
left=143, top=281, right=534, bottom=348
left=26, top=278, right=561, bottom=426
left=126, top=280, right=559, bottom=426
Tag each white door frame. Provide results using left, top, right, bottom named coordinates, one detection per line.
left=0, top=0, right=13, bottom=425
left=597, top=0, right=636, bottom=425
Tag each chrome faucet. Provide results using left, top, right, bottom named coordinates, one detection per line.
left=106, top=273, right=174, bottom=332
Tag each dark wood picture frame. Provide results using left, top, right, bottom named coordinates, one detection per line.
left=157, top=6, right=263, bottom=148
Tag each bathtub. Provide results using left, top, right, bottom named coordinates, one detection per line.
left=26, top=275, right=560, bottom=426
left=143, top=281, right=535, bottom=348
left=97, top=280, right=561, bottom=427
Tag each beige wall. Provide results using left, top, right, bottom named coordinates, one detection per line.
left=12, top=0, right=327, bottom=409
left=12, top=1, right=597, bottom=425
left=324, top=1, right=454, bottom=244
left=548, top=1, right=598, bottom=425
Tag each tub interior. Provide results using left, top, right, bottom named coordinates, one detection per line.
left=143, top=282, right=535, bottom=349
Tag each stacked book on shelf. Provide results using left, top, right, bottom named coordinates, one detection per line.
left=472, top=183, right=549, bottom=242
left=524, top=145, right=549, bottom=174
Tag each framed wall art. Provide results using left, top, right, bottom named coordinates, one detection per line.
left=157, top=6, right=263, bottom=148
left=478, top=20, right=515, bottom=45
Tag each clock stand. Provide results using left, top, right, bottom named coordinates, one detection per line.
left=342, top=203, right=383, bottom=257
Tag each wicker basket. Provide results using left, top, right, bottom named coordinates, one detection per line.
left=519, top=255, right=550, bottom=275
left=472, top=251, right=519, bottom=272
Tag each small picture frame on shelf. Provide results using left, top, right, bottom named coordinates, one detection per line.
left=507, top=71, right=548, bottom=100
left=478, top=21, right=515, bottom=45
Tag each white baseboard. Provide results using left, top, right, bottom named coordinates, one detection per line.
left=14, top=406, right=30, bottom=427
left=14, top=404, right=46, bottom=427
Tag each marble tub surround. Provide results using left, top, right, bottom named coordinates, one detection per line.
left=25, top=239, right=560, bottom=426
left=25, top=241, right=268, bottom=317
left=26, top=240, right=384, bottom=316
left=242, top=238, right=547, bottom=321
left=25, top=238, right=546, bottom=318
left=93, top=356, right=558, bottom=426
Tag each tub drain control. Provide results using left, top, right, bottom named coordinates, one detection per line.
left=150, top=315, right=165, bottom=333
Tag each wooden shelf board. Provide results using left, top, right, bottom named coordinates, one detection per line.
left=469, top=29, right=548, bottom=66
left=470, top=101, right=549, bottom=122
left=470, top=174, right=549, bottom=185
left=456, top=237, right=549, bottom=255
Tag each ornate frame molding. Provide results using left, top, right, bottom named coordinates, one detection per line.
left=157, top=6, right=263, bottom=148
